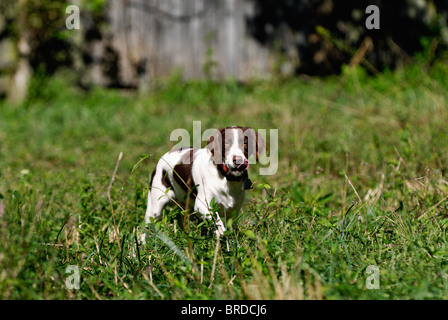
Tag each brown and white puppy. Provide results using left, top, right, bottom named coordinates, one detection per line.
left=143, top=126, right=265, bottom=239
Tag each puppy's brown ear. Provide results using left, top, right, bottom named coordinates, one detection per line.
left=244, top=128, right=266, bottom=162
left=206, top=129, right=224, bottom=164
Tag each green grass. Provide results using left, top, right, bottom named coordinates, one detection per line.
left=1, top=61, right=448, bottom=299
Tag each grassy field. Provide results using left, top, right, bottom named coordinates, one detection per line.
left=1, top=61, right=448, bottom=300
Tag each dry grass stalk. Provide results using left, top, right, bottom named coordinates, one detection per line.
left=107, top=152, right=123, bottom=250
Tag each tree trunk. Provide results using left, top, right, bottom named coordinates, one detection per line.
left=8, top=0, right=32, bottom=104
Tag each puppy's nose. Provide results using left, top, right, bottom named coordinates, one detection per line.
left=232, top=155, right=244, bottom=165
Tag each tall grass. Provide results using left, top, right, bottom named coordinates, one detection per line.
left=1, top=61, right=448, bottom=299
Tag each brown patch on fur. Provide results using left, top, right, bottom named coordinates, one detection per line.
left=238, top=127, right=266, bottom=161
left=173, top=149, right=196, bottom=196
left=161, top=170, right=172, bottom=189
left=206, top=128, right=226, bottom=164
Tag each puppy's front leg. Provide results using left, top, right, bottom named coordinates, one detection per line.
left=194, top=201, right=226, bottom=236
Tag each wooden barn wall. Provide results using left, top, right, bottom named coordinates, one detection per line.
left=103, top=0, right=273, bottom=87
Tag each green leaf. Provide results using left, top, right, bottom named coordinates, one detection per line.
left=244, top=230, right=256, bottom=240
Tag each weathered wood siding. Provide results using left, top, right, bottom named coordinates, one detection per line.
left=106, top=0, right=273, bottom=87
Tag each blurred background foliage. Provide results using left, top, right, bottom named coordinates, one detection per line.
left=0, top=0, right=447, bottom=102
left=249, top=0, right=448, bottom=75
left=0, top=0, right=106, bottom=101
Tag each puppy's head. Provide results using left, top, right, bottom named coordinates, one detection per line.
left=206, top=126, right=266, bottom=178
